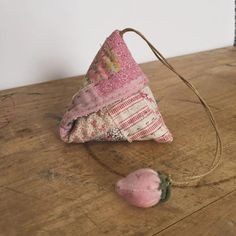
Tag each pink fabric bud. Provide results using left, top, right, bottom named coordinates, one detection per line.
left=116, top=168, right=171, bottom=208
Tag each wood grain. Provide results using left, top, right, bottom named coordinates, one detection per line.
left=0, top=46, right=235, bottom=236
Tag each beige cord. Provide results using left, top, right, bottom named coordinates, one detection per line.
left=120, top=28, right=222, bottom=187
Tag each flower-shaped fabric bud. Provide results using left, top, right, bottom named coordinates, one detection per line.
left=116, top=168, right=171, bottom=208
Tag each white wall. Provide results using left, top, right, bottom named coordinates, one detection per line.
left=0, top=0, right=234, bottom=90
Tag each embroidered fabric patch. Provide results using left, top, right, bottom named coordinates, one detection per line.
left=66, top=107, right=126, bottom=143
left=84, top=43, right=120, bottom=86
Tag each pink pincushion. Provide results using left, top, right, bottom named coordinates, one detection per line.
left=59, top=30, right=173, bottom=144
left=116, top=168, right=171, bottom=208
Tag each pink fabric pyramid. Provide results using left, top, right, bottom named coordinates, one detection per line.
left=59, top=30, right=173, bottom=143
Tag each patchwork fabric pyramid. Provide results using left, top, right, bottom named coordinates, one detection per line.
left=59, top=30, right=173, bottom=143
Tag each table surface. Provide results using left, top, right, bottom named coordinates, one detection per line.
left=0, top=47, right=236, bottom=236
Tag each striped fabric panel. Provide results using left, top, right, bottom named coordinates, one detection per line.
left=109, top=93, right=142, bottom=116
left=119, top=105, right=147, bottom=126
left=120, top=106, right=153, bottom=131
left=154, top=131, right=173, bottom=143
left=108, top=86, right=172, bottom=142
left=128, top=117, right=163, bottom=141
left=126, top=111, right=159, bottom=138
left=137, top=110, right=173, bottom=142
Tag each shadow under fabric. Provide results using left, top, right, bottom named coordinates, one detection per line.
left=59, top=30, right=173, bottom=143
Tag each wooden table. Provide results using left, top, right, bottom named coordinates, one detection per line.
left=0, top=47, right=235, bottom=236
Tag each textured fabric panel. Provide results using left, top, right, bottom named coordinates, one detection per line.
left=66, top=107, right=126, bottom=143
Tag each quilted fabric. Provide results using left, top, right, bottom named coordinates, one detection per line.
left=59, top=30, right=173, bottom=143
